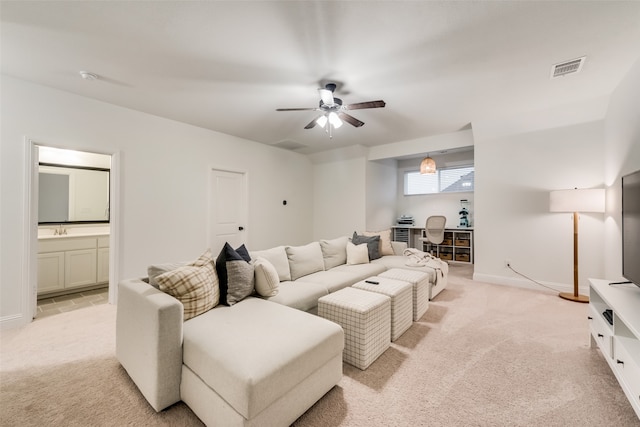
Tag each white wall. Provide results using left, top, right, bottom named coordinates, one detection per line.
left=0, top=75, right=313, bottom=327
left=603, top=57, right=640, bottom=280
left=473, top=120, right=606, bottom=294
left=365, top=159, right=397, bottom=232
left=311, top=147, right=367, bottom=240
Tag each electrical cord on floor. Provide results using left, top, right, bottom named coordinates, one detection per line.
left=507, top=263, right=563, bottom=293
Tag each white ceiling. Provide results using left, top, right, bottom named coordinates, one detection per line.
left=2, top=1, right=640, bottom=155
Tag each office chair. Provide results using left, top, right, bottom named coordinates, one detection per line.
left=420, top=215, right=446, bottom=254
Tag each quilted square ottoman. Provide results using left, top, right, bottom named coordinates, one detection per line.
left=318, top=287, right=391, bottom=370
left=352, top=277, right=413, bottom=341
left=378, top=268, right=430, bottom=321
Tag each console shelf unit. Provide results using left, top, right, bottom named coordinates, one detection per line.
left=392, top=226, right=473, bottom=264
left=589, top=278, right=640, bottom=420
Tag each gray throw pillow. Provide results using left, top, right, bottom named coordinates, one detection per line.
left=216, top=243, right=252, bottom=306
left=225, top=257, right=255, bottom=306
left=352, top=232, right=381, bottom=260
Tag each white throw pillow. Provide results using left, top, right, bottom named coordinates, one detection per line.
left=250, top=246, right=291, bottom=282
left=363, top=229, right=394, bottom=256
left=285, top=242, right=325, bottom=281
left=253, top=257, right=280, bottom=297
left=346, top=242, right=369, bottom=265
left=320, top=236, right=348, bottom=269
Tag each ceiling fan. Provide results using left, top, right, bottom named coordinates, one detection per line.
left=276, top=83, right=386, bottom=138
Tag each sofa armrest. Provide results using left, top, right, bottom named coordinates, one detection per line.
left=116, top=278, right=183, bottom=411
left=391, top=241, right=408, bottom=255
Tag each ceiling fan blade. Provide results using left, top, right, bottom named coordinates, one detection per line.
left=276, top=107, right=318, bottom=111
left=344, top=100, right=386, bottom=110
left=318, top=88, right=335, bottom=106
left=304, top=115, right=324, bottom=129
left=338, top=112, right=364, bottom=127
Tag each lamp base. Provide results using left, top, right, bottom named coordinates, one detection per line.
left=559, top=292, right=589, bottom=303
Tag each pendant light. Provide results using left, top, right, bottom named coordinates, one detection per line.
left=420, top=155, right=436, bottom=174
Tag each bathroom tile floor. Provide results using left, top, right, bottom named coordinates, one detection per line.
left=36, top=287, right=109, bottom=320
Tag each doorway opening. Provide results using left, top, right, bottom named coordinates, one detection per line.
left=26, top=141, right=120, bottom=321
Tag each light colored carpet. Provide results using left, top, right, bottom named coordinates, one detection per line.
left=1, top=265, right=638, bottom=426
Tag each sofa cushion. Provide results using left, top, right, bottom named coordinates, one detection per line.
left=263, top=281, right=328, bottom=311
left=250, top=246, right=291, bottom=282
left=352, top=232, right=381, bottom=260
left=155, top=249, right=219, bottom=321
left=330, top=262, right=387, bottom=279
left=182, top=298, right=344, bottom=419
left=286, top=242, right=325, bottom=281
left=346, top=241, right=369, bottom=265
left=148, top=261, right=188, bottom=288
left=363, top=229, right=394, bottom=256
left=216, top=243, right=252, bottom=306
left=296, top=270, right=365, bottom=293
left=253, top=257, right=279, bottom=297
left=320, top=236, right=348, bottom=269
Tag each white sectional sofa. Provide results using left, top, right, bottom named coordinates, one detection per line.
left=254, top=238, right=448, bottom=312
left=116, top=233, right=447, bottom=426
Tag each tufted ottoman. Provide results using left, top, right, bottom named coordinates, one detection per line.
left=318, top=287, right=391, bottom=370
left=377, top=268, right=430, bottom=321
left=352, top=277, right=413, bottom=341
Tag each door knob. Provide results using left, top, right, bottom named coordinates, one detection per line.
left=239, top=226, right=244, bottom=231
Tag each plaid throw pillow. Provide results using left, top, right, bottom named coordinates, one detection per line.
left=156, top=249, right=219, bottom=321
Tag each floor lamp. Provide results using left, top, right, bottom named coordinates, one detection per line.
left=549, top=188, right=605, bottom=303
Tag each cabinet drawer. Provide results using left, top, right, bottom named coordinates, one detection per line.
left=39, top=237, right=97, bottom=253
left=589, top=305, right=613, bottom=358
left=612, top=337, right=640, bottom=408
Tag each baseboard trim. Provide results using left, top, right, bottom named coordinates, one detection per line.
left=472, top=273, right=585, bottom=296
left=0, top=313, right=29, bottom=330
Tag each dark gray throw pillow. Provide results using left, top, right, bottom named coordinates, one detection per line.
left=216, top=243, right=252, bottom=306
left=352, top=232, right=381, bottom=260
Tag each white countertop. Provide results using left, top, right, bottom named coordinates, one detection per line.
left=38, top=226, right=110, bottom=240
left=38, top=232, right=109, bottom=240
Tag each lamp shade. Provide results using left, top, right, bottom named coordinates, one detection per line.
left=420, top=156, right=436, bottom=175
left=549, top=188, right=605, bottom=213
left=316, top=115, right=328, bottom=128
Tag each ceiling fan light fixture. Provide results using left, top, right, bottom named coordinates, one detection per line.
left=328, top=112, right=342, bottom=128
left=420, top=156, right=436, bottom=175
left=316, top=115, right=328, bottom=128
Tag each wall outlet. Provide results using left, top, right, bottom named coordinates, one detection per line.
left=505, top=259, right=512, bottom=268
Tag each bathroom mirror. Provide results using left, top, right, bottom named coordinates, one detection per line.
left=38, top=163, right=110, bottom=224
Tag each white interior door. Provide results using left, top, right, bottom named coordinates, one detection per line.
left=209, top=169, right=247, bottom=252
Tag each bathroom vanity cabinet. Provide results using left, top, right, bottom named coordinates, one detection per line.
left=37, top=235, right=109, bottom=295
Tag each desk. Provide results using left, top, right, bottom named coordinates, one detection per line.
left=392, top=226, right=474, bottom=264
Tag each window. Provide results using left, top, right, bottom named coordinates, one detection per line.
left=404, top=166, right=474, bottom=195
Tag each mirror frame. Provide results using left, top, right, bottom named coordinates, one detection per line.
left=38, top=162, right=111, bottom=225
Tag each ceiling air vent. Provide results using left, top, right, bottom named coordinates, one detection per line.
left=551, top=56, right=586, bottom=78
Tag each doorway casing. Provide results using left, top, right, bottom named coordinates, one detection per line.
left=23, top=138, right=120, bottom=324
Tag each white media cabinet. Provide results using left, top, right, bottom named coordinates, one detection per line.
left=588, top=278, right=640, bottom=419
